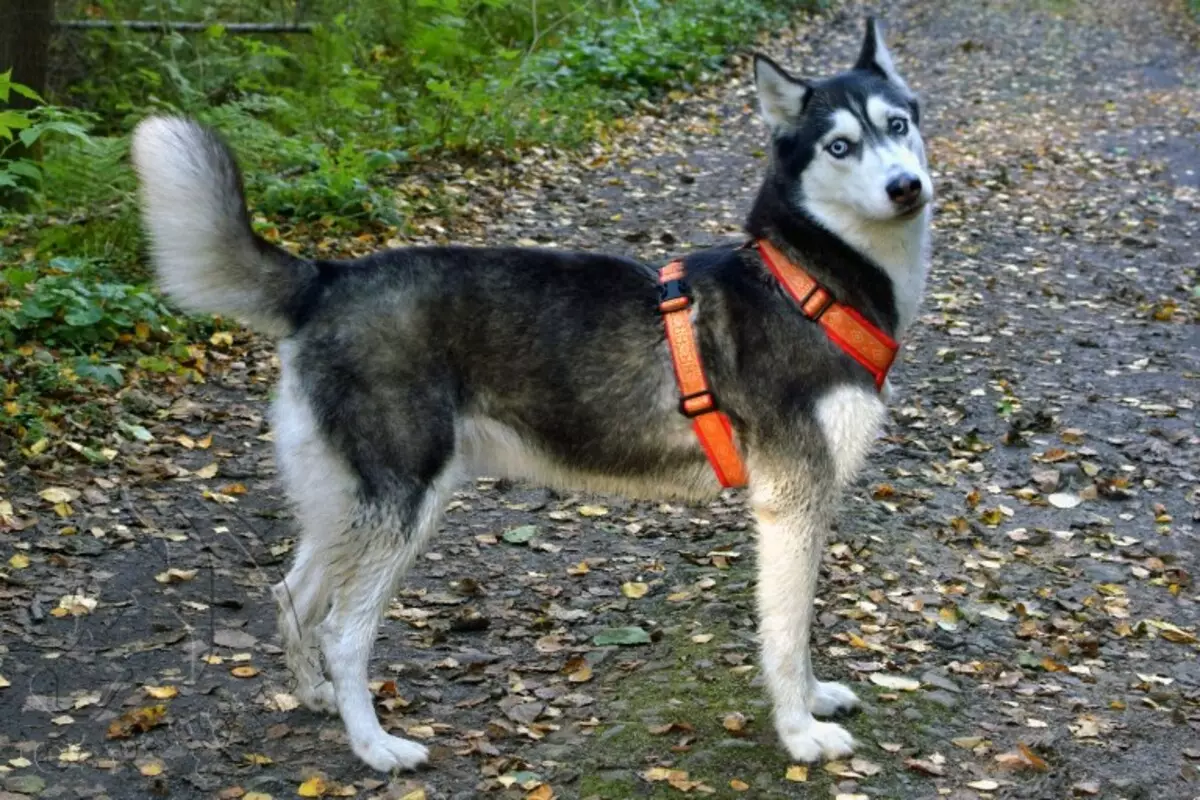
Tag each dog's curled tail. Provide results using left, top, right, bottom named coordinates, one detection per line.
left=131, top=116, right=316, bottom=336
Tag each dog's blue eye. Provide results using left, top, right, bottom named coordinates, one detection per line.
left=826, top=138, right=851, bottom=158
left=889, top=117, right=909, bottom=136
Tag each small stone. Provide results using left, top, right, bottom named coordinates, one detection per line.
left=925, top=690, right=960, bottom=709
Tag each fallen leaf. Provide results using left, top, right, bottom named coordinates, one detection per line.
left=593, top=626, right=651, bottom=646
left=1017, top=742, right=1048, bottom=771
left=1048, top=492, right=1082, bottom=509
left=106, top=704, right=167, bottom=739
left=298, top=776, right=327, bottom=797
left=502, top=525, right=538, bottom=544
left=967, top=780, right=1000, bottom=790
left=271, top=692, right=300, bottom=711
left=39, top=486, right=80, bottom=504
left=57, top=744, right=91, bottom=763
left=785, top=765, right=808, bottom=782
left=54, top=592, right=98, bottom=616
left=138, top=760, right=166, bottom=776
left=621, top=581, right=649, bottom=599
left=8, top=553, right=29, bottom=569
left=904, top=757, right=945, bottom=776
left=870, top=673, right=921, bottom=691
left=231, top=666, right=259, bottom=679
left=156, top=567, right=198, bottom=584
left=577, top=504, right=608, bottom=517
left=723, top=712, right=747, bottom=733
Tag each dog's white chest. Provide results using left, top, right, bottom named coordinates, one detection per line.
left=813, top=384, right=886, bottom=486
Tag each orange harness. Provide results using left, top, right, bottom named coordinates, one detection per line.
left=657, top=240, right=899, bottom=489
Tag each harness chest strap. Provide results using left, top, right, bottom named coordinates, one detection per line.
left=657, top=261, right=748, bottom=489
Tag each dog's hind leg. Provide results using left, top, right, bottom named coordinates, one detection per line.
left=316, top=471, right=456, bottom=773
left=752, top=470, right=857, bottom=763
left=273, top=538, right=335, bottom=713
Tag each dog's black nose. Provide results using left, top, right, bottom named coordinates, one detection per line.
left=886, top=174, right=922, bottom=207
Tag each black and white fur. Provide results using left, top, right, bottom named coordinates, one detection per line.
left=131, top=18, right=931, bottom=771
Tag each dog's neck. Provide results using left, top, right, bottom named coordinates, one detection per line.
left=745, top=177, right=930, bottom=339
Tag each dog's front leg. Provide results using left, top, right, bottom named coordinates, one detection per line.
left=753, top=489, right=856, bottom=762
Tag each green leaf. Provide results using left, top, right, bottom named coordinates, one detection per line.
left=74, top=360, right=124, bottom=388
left=118, top=421, right=154, bottom=442
left=5, top=159, right=41, bottom=181
left=64, top=305, right=104, bottom=326
left=593, top=626, right=651, bottom=646
left=0, top=110, right=32, bottom=131
left=136, top=355, right=174, bottom=373
left=502, top=524, right=538, bottom=544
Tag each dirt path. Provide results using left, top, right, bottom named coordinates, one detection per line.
left=2, top=1, right=1198, bottom=799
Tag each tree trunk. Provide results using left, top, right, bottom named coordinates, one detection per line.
left=0, top=0, right=53, bottom=208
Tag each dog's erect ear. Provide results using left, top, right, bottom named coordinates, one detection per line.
left=854, top=17, right=910, bottom=92
left=754, top=54, right=811, bottom=130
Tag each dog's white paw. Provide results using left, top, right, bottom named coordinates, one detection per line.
left=810, top=680, right=860, bottom=717
left=779, top=719, right=856, bottom=762
left=297, top=681, right=337, bottom=714
left=352, top=733, right=429, bottom=772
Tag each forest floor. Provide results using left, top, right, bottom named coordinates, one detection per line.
left=2, top=0, right=1198, bottom=798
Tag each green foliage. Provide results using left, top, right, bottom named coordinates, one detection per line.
left=0, top=254, right=198, bottom=443
left=0, top=71, right=96, bottom=200
left=0, top=257, right=174, bottom=351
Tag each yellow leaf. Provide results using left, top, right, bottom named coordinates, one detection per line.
left=106, top=705, right=167, bottom=739
left=577, top=504, right=608, bottom=517
left=244, top=753, right=273, bottom=766
left=155, top=568, right=198, bottom=584
left=53, top=501, right=73, bottom=518
left=298, top=776, right=327, bottom=798
left=399, top=791, right=426, bottom=800
left=621, top=581, right=649, bottom=599
left=567, top=561, right=589, bottom=575
left=567, top=664, right=593, bottom=683
left=8, top=553, right=30, bottom=569
left=197, top=434, right=213, bottom=449
left=730, top=779, right=750, bottom=791
left=210, top=331, right=234, bottom=347
left=785, top=765, right=808, bottom=782
left=56, top=593, right=98, bottom=616
left=144, top=685, right=178, bottom=699
left=525, top=785, right=553, bottom=800
left=230, top=666, right=259, bottom=679
left=138, top=760, right=165, bottom=776
left=39, top=486, right=79, bottom=504
left=195, top=463, right=219, bottom=480
left=0, top=674, right=11, bottom=689
left=244, top=793, right=273, bottom=800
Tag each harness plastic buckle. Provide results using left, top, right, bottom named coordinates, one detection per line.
left=658, top=279, right=692, bottom=314
left=799, top=285, right=834, bottom=320
left=679, top=390, right=716, bottom=418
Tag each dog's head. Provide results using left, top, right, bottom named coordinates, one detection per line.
left=754, top=18, right=932, bottom=228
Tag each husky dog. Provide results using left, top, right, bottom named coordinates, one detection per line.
left=131, top=17, right=931, bottom=771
